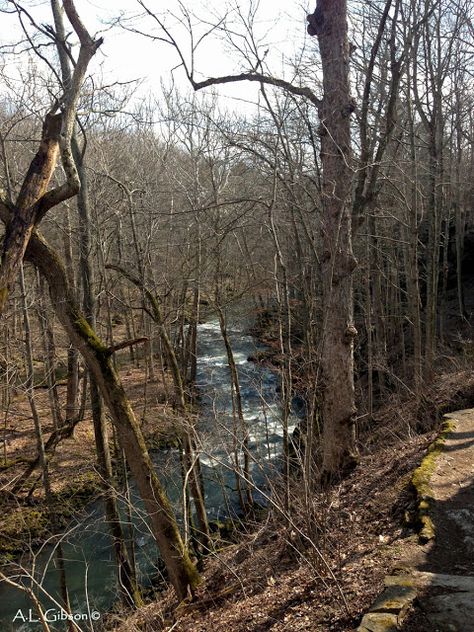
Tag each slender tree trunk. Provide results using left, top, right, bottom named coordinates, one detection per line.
left=365, top=222, right=374, bottom=418
left=454, top=98, right=466, bottom=320
left=20, top=265, right=74, bottom=631
left=74, top=139, right=142, bottom=606
left=404, top=67, right=423, bottom=394
left=36, top=273, right=63, bottom=430
left=424, top=126, right=443, bottom=377
left=24, top=232, right=199, bottom=602
left=63, top=208, right=80, bottom=426
left=216, top=304, right=253, bottom=511
left=50, top=0, right=143, bottom=603
left=107, top=264, right=211, bottom=551
left=267, top=200, right=292, bottom=507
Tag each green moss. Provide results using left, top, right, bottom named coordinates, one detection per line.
left=411, top=417, right=456, bottom=541
left=74, top=315, right=108, bottom=355
left=209, top=518, right=237, bottom=542
left=183, top=551, right=201, bottom=591
left=55, top=471, right=100, bottom=514
left=147, top=431, right=181, bottom=451
left=419, top=514, right=435, bottom=541
left=0, top=507, right=48, bottom=562
left=388, top=578, right=415, bottom=587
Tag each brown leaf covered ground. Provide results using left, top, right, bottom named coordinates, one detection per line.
left=0, top=361, right=176, bottom=558
left=110, top=368, right=474, bottom=632
left=3, top=353, right=474, bottom=630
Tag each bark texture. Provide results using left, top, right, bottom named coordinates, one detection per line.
left=308, top=0, right=358, bottom=479
left=0, top=114, right=62, bottom=313
left=0, top=0, right=102, bottom=316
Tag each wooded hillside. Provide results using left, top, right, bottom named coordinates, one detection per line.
left=0, top=1, right=473, bottom=630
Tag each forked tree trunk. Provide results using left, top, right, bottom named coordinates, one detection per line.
left=49, top=0, right=142, bottom=602
left=307, top=0, right=358, bottom=480
left=0, top=0, right=102, bottom=316
left=0, top=113, right=61, bottom=313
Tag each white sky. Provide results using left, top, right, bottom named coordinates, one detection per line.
left=0, top=0, right=314, bottom=116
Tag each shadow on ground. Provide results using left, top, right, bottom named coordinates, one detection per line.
left=399, top=426, right=474, bottom=631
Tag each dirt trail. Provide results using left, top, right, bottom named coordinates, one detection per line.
left=423, top=409, right=474, bottom=574
left=358, top=408, right=474, bottom=631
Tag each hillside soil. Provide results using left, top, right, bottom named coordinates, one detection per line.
left=0, top=361, right=176, bottom=561
left=3, top=320, right=474, bottom=630
left=111, top=369, right=474, bottom=632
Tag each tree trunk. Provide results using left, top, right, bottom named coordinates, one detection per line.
left=0, top=114, right=61, bottom=314
left=72, top=134, right=142, bottom=608
left=216, top=304, right=253, bottom=512
left=62, top=206, right=80, bottom=426
left=0, top=0, right=102, bottom=315
left=24, top=232, right=199, bottom=601
left=19, top=265, right=74, bottom=631
left=106, top=264, right=211, bottom=551
left=36, top=273, right=63, bottom=430
left=308, top=0, right=358, bottom=480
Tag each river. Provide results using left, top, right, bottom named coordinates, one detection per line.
left=0, top=316, right=299, bottom=631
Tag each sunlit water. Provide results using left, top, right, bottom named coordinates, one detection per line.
left=0, top=317, right=299, bottom=631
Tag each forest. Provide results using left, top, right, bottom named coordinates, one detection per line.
left=0, top=0, right=474, bottom=630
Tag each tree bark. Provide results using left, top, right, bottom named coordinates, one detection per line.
left=307, top=0, right=358, bottom=480
left=0, top=0, right=102, bottom=315
left=106, top=264, right=211, bottom=551
left=20, top=231, right=199, bottom=601
left=0, top=113, right=61, bottom=313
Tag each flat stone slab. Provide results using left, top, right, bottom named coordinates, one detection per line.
left=424, top=592, right=474, bottom=631
left=446, top=507, right=474, bottom=554
left=383, top=572, right=474, bottom=630
left=359, top=573, right=474, bottom=631
left=370, top=584, right=417, bottom=614
left=356, top=584, right=417, bottom=631
left=358, top=612, right=399, bottom=632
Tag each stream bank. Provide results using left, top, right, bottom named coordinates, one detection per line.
left=0, top=368, right=181, bottom=566
left=110, top=358, right=474, bottom=631
left=0, top=313, right=300, bottom=631
left=0, top=471, right=100, bottom=564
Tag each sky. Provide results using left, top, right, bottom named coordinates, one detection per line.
left=0, top=0, right=314, bottom=116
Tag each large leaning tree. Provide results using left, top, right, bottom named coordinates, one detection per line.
left=0, top=0, right=199, bottom=602
left=0, top=0, right=101, bottom=314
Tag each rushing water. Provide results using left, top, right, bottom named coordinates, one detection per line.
left=0, top=317, right=299, bottom=631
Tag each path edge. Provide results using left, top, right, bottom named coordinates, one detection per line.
left=411, top=414, right=457, bottom=542
left=356, top=412, right=463, bottom=631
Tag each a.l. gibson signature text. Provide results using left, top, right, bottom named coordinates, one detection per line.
left=13, top=608, right=101, bottom=623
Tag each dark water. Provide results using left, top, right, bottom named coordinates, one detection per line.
left=0, top=317, right=298, bottom=631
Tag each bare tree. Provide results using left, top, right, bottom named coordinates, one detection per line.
left=0, top=0, right=200, bottom=602
left=133, top=0, right=359, bottom=479
left=0, top=0, right=102, bottom=315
